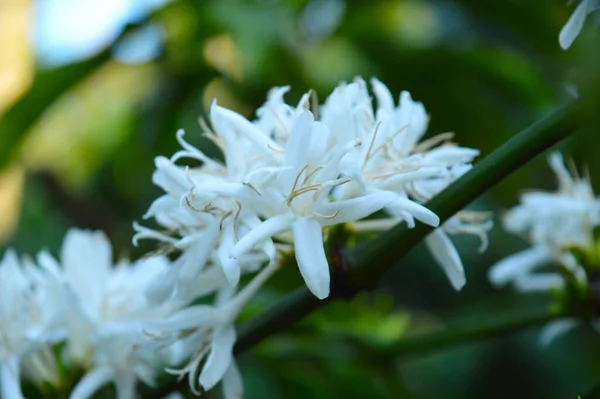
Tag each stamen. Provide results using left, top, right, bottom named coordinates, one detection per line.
left=370, top=167, right=421, bottom=180
left=243, top=181, right=262, bottom=196
left=362, top=120, right=382, bottom=171
left=287, top=184, right=321, bottom=206
left=302, top=165, right=324, bottom=186
left=369, top=124, right=409, bottom=158
left=411, top=132, right=455, bottom=154
left=233, top=201, right=242, bottom=242
left=310, top=89, right=319, bottom=120
left=290, top=164, right=310, bottom=195
left=199, top=117, right=225, bottom=152
left=313, top=208, right=341, bottom=219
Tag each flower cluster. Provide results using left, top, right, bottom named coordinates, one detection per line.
left=130, top=77, right=486, bottom=394
left=488, top=152, right=600, bottom=344
left=0, top=229, right=182, bottom=399
left=0, top=78, right=486, bottom=398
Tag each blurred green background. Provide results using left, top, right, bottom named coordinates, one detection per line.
left=1, top=0, right=600, bottom=398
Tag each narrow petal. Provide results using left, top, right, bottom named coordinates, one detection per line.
left=69, top=367, right=113, bottom=399
left=559, top=0, right=592, bottom=49
left=385, top=197, right=440, bottom=227
left=292, top=218, right=330, bottom=299
left=423, top=146, right=479, bottom=165
left=211, top=101, right=283, bottom=155
left=487, top=247, right=551, bottom=287
left=145, top=263, right=181, bottom=305
left=315, top=191, right=399, bottom=226
left=199, top=326, right=236, bottom=391
left=177, top=221, right=220, bottom=283
left=371, top=77, right=395, bottom=113
left=61, top=229, right=112, bottom=318
left=218, top=229, right=241, bottom=286
left=145, top=305, right=223, bottom=332
left=115, top=374, right=137, bottom=399
left=222, top=360, right=244, bottom=399
left=378, top=166, right=445, bottom=191
left=1, top=358, right=23, bottom=399
left=284, top=111, right=314, bottom=174
left=539, top=319, right=578, bottom=347
left=230, top=214, right=295, bottom=259
left=425, top=230, right=465, bottom=290
left=514, top=273, right=564, bottom=293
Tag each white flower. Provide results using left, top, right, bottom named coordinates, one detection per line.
left=136, top=77, right=484, bottom=302
left=488, top=152, right=599, bottom=292
left=228, top=109, right=400, bottom=299
left=0, top=250, right=66, bottom=399
left=559, top=0, right=600, bottom=49
left=488, top=152, right=600, bottom=344
left=35, top=229, right=178, bottom=399
left=336, top=78, right=488, bottom=290
left=145, top=261, right=279, bottom=398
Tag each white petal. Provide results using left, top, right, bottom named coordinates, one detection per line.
left=292, top=218, right=330, bottom=299
left=559, top=0, right=592, bottom=49
left=539, top=319, right=578, bottom=347
left=1, top=358, right=24, bottom=399
left=230, top=214, right=295, bottom=259
left=218, top=230, right=241, bottom=286
left=315, top=191, right=399, bottom=226
left=385, top=196, right=440, bottom=227
left=222, top=360, right=244, bottom=399
left=199, top=326, right=236, bottom=391
left=61, top=229, right=112, bottom=318
left=423, top=146, right=479, bottom=165
left=425, top=229, right=465, bottom=290
left=145, top=305, right=223, bottom=332
left=514, top=273, right=564, bottom=292
left=284, top=111, right=314, bottom=174
left=371, top=77, right=395, bottom=113
left=35, top=250, right=62, bottom=278
left=145, top=263, right=181, bottom=305
left=487, top=247, right=551, bottom=287
left=115, top=373, right=137, bottom=399
left=378, top=166, right=445, bottom=191
left=211, top=101, right=283, bottom=156
left=177, top=221, right=220, bottom=283
left=69, top=367, right=113, bottom=399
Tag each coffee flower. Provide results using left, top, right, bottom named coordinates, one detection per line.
left=336, top=78, right=488, bottom=290
left=488, top=153, right=600, bottom=344
left=145, top=261, right=279, bottom=397
left=36, top=229, right=179, bottom=399
left=136, top=78, right=474, bottom=300
left=488, top=152, right=599, bottom=291
left=0, top=250, right=66, bottom=399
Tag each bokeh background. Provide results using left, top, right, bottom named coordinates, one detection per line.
left=1, top=0, right=600, bottom=398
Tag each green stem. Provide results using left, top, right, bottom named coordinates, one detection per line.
left=235, top=100, right=582, bottom=354
left=384, top=307, right=565, bottom=356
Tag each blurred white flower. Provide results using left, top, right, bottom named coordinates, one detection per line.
left=488, top=152, right=599, bottom=291
left=35, top=229, right=178, bottom=399
left=559, top=0, right=600, bottom=49
left=0, top=250, right=66, bottom=399
left=488, top=152, right=600, bottom=345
